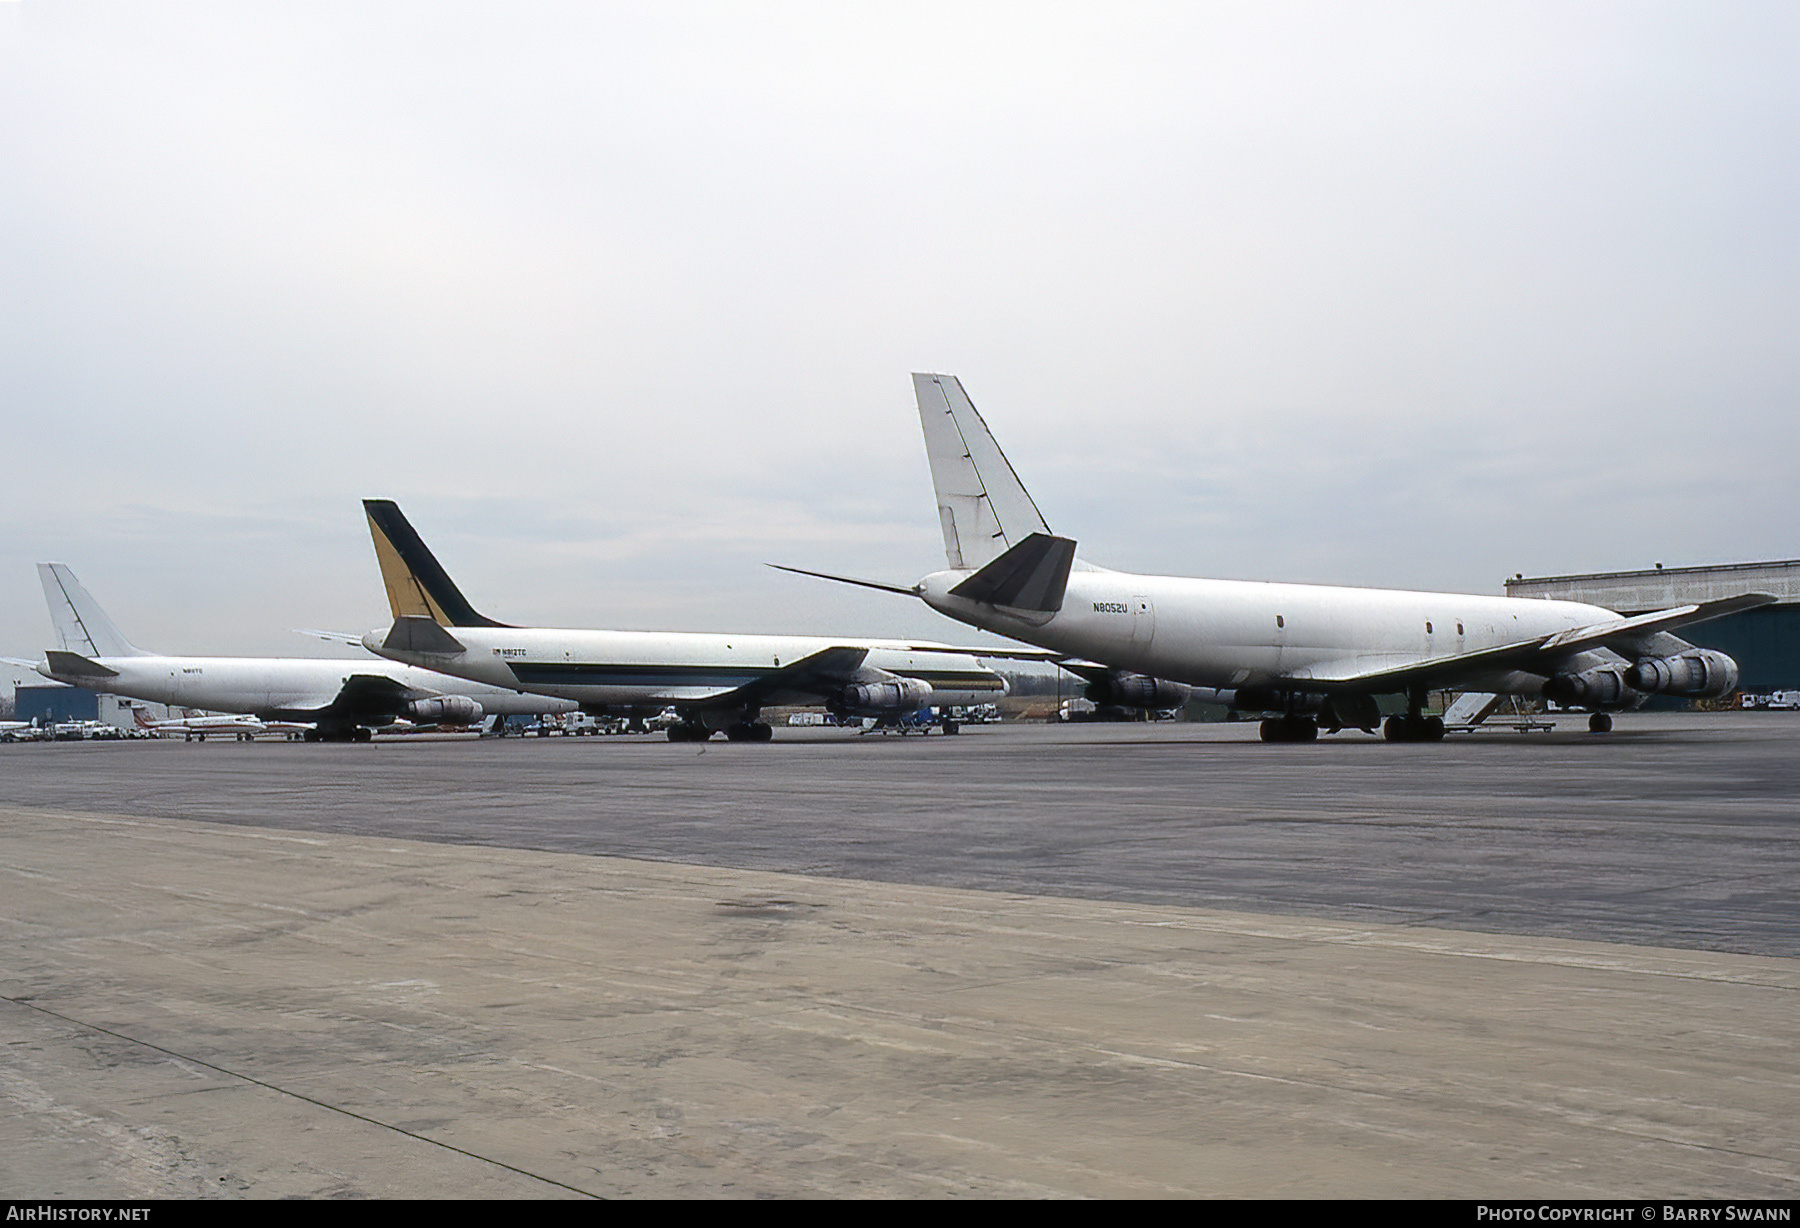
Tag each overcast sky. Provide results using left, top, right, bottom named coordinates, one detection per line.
left=1, top=1, right=1794, bottom=658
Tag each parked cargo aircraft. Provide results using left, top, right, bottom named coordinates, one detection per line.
left=33, top=564, right=576, bottom=741
left=778, top=374, right=1772, bottom=741
left=356, top=500, right=1008, bottom=741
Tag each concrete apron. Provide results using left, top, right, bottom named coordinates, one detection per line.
left=1, top=806, right=1794, bottom=1199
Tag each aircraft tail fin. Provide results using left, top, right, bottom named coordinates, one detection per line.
left=913, top=374, right=1052, bottom=571
left=37, top=564, right=147, bottom=658
left=362, top=500, right=510, bottom=628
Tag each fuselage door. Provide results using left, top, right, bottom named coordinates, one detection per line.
left=1130, top=596, right=1154, bottom=648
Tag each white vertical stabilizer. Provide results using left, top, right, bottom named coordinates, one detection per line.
left=38, top=564, right=146, bottom=658
left=913, top=373, right=1051, bottom=571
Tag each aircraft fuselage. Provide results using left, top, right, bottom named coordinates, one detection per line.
left=363, top=627, right=1007, bottom=710
left=921, top=567, right=1618, bottom=696
left=37, top=655, right=569, bottom=722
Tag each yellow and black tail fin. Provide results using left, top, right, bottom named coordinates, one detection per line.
left=362, top=500, right=510, bottom=628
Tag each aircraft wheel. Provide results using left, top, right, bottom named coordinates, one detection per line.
left=303, top=729, right=321, bottom=743
left=1423, top=716, right=1445, bottom=742
left=942, top=720, right=960, bottom=735
left=1384, top=716, right=1410, bottom=742
left=1260, top=718, right=1281, bottom=742
left=354, top=727, right=373, bottom=743
left=1589, top=713, right=1613, bottom=734
left=753, top=722, right=773, bottom=742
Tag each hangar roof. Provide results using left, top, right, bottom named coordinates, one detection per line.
left=1505, top=559, right=1800, bottom=612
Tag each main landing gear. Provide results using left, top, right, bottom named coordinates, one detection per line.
left=1383, top=714, right=1445, bottom=742
left=1383, top=688, right=1445, bottom=742
left=1588, top=713, right=1613, bottom=734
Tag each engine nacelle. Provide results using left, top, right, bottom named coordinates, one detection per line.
left=1084, top=671, right=1193, bottom=710
left=1625, top=650, right=1738, bottom=698
left=406, top=695, right=484, bottom=725
left=1542, top=667, right=1640, bottom=710
left=840, top=678, right=933, bottom=713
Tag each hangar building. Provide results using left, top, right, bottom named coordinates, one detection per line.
left=1506, top=560, right=1800, bottom=693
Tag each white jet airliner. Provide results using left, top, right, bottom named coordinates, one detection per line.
left=777, top=374, right=1772, bottom=741
left=356, top=500, right=1009, bottom=741
left=33, top=564, right=575, bottom=741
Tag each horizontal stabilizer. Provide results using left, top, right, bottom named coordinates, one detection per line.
left=43, top=650, right=119, bottom=680
left=949, top=533, right=1077, bottom=612
left=766, top=564, right=920, bottom=597
left=381, top=616, right=468, bottom=656
left=294, top=628, right=369, bottom=648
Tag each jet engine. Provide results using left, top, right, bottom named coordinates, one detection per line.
left=1624, top=650, right=1738, bottom=698
left=840, top=679, right=933, bottom=713
left=406, top=695, right=484, bottom=725
left=1541, top=667, right=1639, bottom=710
left=1084, top=671, right=1193, bottom=710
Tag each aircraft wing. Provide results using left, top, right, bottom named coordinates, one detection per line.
left=895, top=644, right=1066, bottom=662
left=326, top=672, right=441, bottom=712
left=1533, top=593, right=1776, bottom=651
left=683, top=646, right=873, bottom=711
left=1289, top=593, right=1776, bottom=693
left=1053, top=659, right=1127, bottom=685
left=268, top=672, right=447, bottom=719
